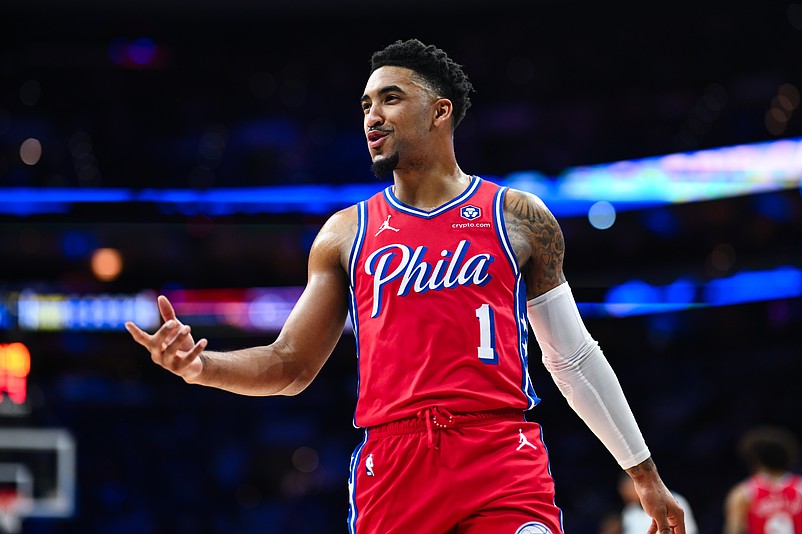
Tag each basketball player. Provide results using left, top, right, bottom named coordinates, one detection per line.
left=724, top=426, right=802, bottom=534
left=126, top=39, right=685, bottom=533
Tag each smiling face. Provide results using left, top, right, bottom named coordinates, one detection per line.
left=361, top=66, right=447, bottom=177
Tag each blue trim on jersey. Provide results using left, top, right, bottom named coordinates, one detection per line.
left=349, top=201, right=368, bottom=428
left=382, top=175, right=482, bottom=219
left=493, top=186, right=520, bottom=276
left=493, top=187, right=540, bottom=410
left=347, top=430, right=369, bottom=533
left=536, top=424, right=565, bottom=532
left=516, top=276, right=540, bottom=408
left=348, top=285, right=361, bottom=429
left=349, top=201, right=368, bottom=288
left=495, top=185, right=539, bottom=408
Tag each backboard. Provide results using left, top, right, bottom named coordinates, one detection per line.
left=0, top=428, right=75, bottom=532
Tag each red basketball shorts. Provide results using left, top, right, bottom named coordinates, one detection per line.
left=347, top=408, right=564, bottom=534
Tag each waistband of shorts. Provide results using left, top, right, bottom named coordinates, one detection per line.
left=366, top=407, right=525, bottom=437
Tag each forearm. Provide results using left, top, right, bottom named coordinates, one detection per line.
left=544, top=338, right=650, bottom=468
left=127, top=225, right=351, bottom=397
left=189, top=268, right=350, bottom=396
left=190, top=342, right=313, bottom=396
left=528, top=282, right=650, bottom=468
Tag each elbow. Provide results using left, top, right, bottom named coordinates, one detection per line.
left=280, top=378, right=311, bottom=396
left=276, top=364, right=318, bottom=396
left=541, top=337, right=601, bottom=375
left=267, top=340, right=317, bottom=396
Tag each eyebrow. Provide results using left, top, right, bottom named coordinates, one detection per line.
left=360, top=84, right=406, bottom=103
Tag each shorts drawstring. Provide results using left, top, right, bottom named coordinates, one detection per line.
left=416, top=407, right=454, bottom=449
left=366, top=408, right=525, bottom=450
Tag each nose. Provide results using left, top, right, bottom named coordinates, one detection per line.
left=364, top=104, right=383, bottom=130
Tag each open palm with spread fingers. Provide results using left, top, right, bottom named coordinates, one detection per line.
left=125, top=295, right=208, bottom=383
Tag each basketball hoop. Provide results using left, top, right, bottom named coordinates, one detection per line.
left=0, top=429, right=76, bottom=528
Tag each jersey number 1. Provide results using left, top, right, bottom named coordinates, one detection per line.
left=475, top=304, right=499, bottom=365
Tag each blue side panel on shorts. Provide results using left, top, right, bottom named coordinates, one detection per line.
left=536, top=424, right=565, bottom=532
left=347, top=430, right=369, bottom=534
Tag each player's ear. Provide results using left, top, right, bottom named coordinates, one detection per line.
left=432, top=98, right=453, bottom=127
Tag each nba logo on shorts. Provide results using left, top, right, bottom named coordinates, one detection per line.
left=460, top=205, right=481, bottom=220
left=515, top=522, right=552, bottom=534
left=365, top=454, right=375, bottom=477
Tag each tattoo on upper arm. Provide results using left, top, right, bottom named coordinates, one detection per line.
left=505, top=191, right=566, bottom=294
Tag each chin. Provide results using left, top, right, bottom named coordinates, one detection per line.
left=370, top=152, right=400, bottom=178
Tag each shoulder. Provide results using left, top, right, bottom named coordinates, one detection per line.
left=310, top=205, right=359, bottom=271
left=501, top=187, right=566, bottom=296
left=321, top=204, right=359, bottom=234
left=504, top=186, right=555, bottom=216
left=725, top=480, right=752, bottom=508
left=502, top=188, right=562, bottom=236
left=724, top=480, right=752, bottom=534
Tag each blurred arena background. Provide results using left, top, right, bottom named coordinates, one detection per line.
left=1, top=1, right=801, bottom=532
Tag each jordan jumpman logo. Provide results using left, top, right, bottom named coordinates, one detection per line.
left=517, top=429, right=538, bottom=450
left=375, top=214, right=400, bottom=236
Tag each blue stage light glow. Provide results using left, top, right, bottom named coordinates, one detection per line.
left=703, top=267, right=802, bottom=306
left=597, top=267, right=802, bottom=318
left=3, top=267, right=799, bottom=332
left=1, top=137, right=800, bottom=216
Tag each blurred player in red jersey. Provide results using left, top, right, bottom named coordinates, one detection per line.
left=126, top=39, right=685, bottom=534
left=725, top=426, right=802, bottom=534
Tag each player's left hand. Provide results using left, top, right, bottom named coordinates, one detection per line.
left=634, top=477, right=686, bottom=534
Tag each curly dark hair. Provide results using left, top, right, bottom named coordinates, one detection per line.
left=370, top=38, right=474, bottom=130
left=738, top=426, right=800, bottom=473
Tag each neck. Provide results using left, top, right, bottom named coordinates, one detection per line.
left=391, top=166, right=471, bottom=211
left=759, top=469, right=789, bottom=479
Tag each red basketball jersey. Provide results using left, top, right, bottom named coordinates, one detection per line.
left=348, top=177, right=539, bottom=427
left=746, top=473, right=802, bottom=533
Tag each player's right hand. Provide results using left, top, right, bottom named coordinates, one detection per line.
left=125, top=295, right=207, bottom=383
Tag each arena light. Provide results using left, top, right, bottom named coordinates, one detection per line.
left=557, top=136, right=802, bottom=206
left=590, top=266, right=802, bottom=318
left=162, top=287, right=305, bottom=331
left=1, top=137, right=800, bottom=216
left=16, top=292, right=159, bottom=331
left=3, top=266, right=800, bottom=333
left=703, top=267, right=802, bottom=306
left=0, top=342, right=31, bottom=410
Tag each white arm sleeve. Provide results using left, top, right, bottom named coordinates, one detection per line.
left=527, top=282, right=650, bottom=469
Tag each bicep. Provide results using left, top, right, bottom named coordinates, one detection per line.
left=504, top=189, right=566, bottom=298
left=271, top=213, right=352, bottom=383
